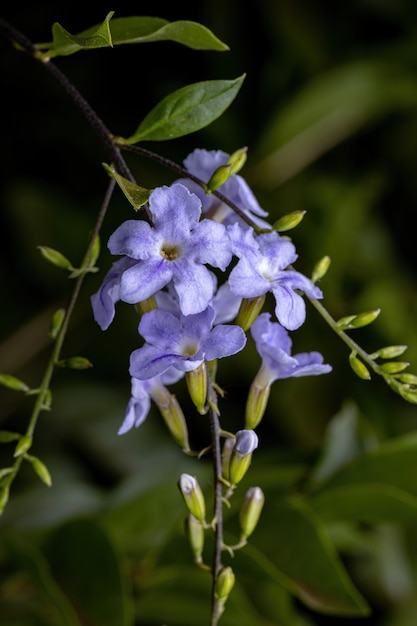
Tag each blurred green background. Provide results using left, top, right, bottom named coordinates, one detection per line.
left=1, top=2, right=417, bottom=625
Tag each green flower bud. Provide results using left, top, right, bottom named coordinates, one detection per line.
left=0, top=431, right=20, bottom=443
left=399, top=386, right=417, bottom=404
left=38, top=246, right=73, bottom=270
left=215, top=566, right=235, bottom=599
left=59, top=357, right=93, bottom=370
left=311, top=255, right=331, bottom=283
left=273, top=210, right=306, bottom=233
left=227, top=146, right=247, bottom=175
left=239, top=486, right=265, bottom=540
left=185, top=514, right=205, bottom=564
left=370, top=345, right=408, bottom=359
left=185, top=362, right=207, bottom=414
left=349, top=309, right=381, bottom=329
left=0, top=485, right=10, bottom=513
left=396, top=373, right=417, bottom=385
left=245, top=366, right=272, bottom=429
left=206, top=164, right=232, bottom=192
left=222, top=437, right=235, bottom=480
left=49, top=308, right=66, bottom=339
left=237, top=295, right=266, bottom=331
left=178, top=474, right=206, bottom=523
left=27, top=455, right=52, bottom=487
left=14, top=434, right=32, bottom=457
left=349, top=353, right=371, bottom=380
left=0, top=374, right=30, bottom=393
left=379, top=361, right=410, bottom=374
left=152, top=387, right=190, bottom=451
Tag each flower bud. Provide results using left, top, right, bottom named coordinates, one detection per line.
left=206, top=164, right=232, bottom=192
left=59, top=357, right=93, bottom=370
left=349, top=353, right=371, bottom=380
left=245, top=368, right=271, bottom=429
left=228, top=430, right=258, bottom=485
left=38, top=246, right=73, bottom=270
left=370, top=345, right=408, bottom=360
left=185, top=362, right=207, bottom=414
left=152, top=388, right=190, bottom=451
left=273, top=210, right=306, bottom=233
left=239, top=486, right=265, bottom=540
left=215, top=566, right=235, bottom=599
left=14, top=434, right=32, bottom=458
left=379, top=361, right=410, bottom=374
left=237, top=295, right=266, bottom=332
left=178, top=474, right=206, bottom=523
left=311, top=255, right=331, bottom=283
left=349, top=309, right=381, bottom=329
left=222, top=437, right=235, bottom=480
left=185, top=514, right=205, bottom=564
left=27, top=455, right=52, bottom=487
left=227, top=147, right=247, bottom=175
left=0, top=374, right=30, bottom=393
left=49, top=308, right=66, bottom=339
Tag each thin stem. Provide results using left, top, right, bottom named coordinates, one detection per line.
left=120, top=144, right=259, bottom=230
left=207, top=374, right=224, bottom=626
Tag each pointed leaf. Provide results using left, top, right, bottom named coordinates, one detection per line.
left=257, top=498, right=370, bottom=616
left=119, top=75, right=245, bottom=143
left=39, top=17, right=228, bottom=58
left=103, top=163, right=151, bottom=210
left=49, top=12, right=114, bottom=57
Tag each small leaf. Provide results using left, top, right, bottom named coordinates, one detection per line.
left=103, top=164, right=152, bottom=210
left=48, top=12, right=114, bottom=57
left=118, top=75, right=245, bottom=143
left=0, top=373, right=30, bottom=393
left=38, top=246, right=74, bottom=270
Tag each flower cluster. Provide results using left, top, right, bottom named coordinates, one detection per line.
left=91, top=148, right=331, bottom=440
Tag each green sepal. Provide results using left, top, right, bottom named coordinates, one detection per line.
left=0, top=373, right=30, bottom=393
left=117, top=75, right=245, bottom=143
left=103, top=163, right=152, bottom=210
left=14, top=434, right=33, bottom=457
left=37, top=16, right=229, bottom=58
left=38, top=246, right=74, bottom=271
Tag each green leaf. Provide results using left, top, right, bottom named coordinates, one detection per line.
left=257, top=498, right=370, bottom=616
left=39, top=16, right=228, bottom=58
left=44, top=518, right=134, bottom=626
left=310, top=484, right=417, bottom=523
left=49, top=12, right=114, bottom=57
left=103, top=163, right=152, bottom=210
left=312, top=430, right=417, bottom=497
left=118, top=75, right=245, bottom=143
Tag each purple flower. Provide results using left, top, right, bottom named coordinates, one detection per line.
left=118, top=368, right=183, bottom=435
left=176, top=149, right=270, bottom=228
left=130, top=306, right=246, bottom=380
left=228, top=228, right=322, bottom=330
left=235, top=429, right=259, bottom=456
left=251, top=313, right=332, bottom=382
left=107, top=183, right=232, bottom=316
left=90, top=257, right=136, bottom=330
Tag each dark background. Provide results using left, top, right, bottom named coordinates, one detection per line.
left=1, top=2, right=417, bottom=625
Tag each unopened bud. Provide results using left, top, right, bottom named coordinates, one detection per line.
left=273, top=211, right=306, bottom=233
left=59, top=357, right=93, bottom=370
left=152, top=387, right=190, bottom=451
left=396, top=373, right=417, bottom=385
left=239, top=486, right=265, bottom=540
left=349, top=353, right=371, bottom=380
left=349, top=309, right=381, bottom=329
left=0, top=374, right=30, bottom=393
left=185, top=514, right=205, bottom=564
left=215, top=566, right=235, bottom=599
left=0, top=485, right=10, bottom=512
left=245, top=368, right=271, bottom=429
left=14, top=434, right=32, bottom=457
left=237, top=295, right=266, bottom=332
left=227, top=147, right=247, bottom=175
left=28, top=455, right=52, bottom=487
left=370, top=345, right=408, bottom=360
left=38, top=246, right=73, bottom=270
left=311, top=255, right=331, bottom=283
left=399, top=386, right=417, bottom=404
left=178, top=474, right=206, bottom=523
left=185, top=362, right=207, bottom=414
left=379, top=361, right=410, bottom=374
left=228, top=430, right=258, bottom=485
left=206, top=164, right=232, bottom=192
left=222, top=437, right=235, bottom=479
left=49, top=308, right=66, bottom=339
